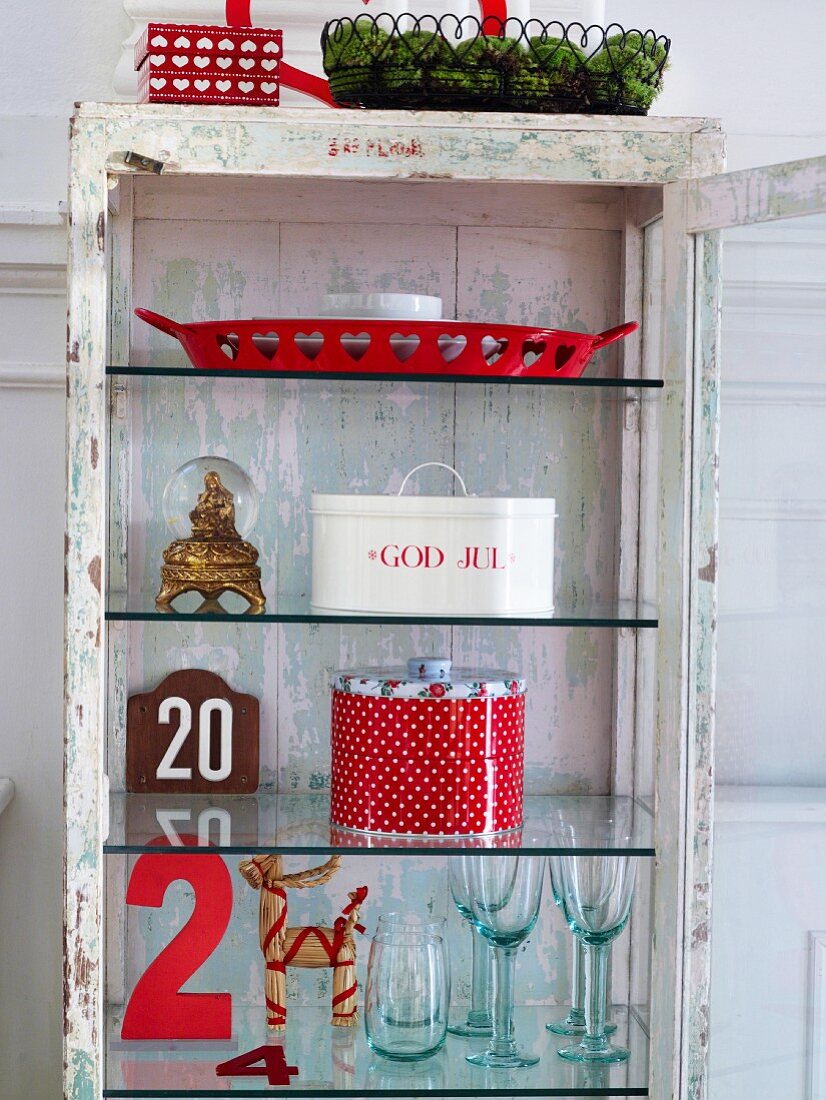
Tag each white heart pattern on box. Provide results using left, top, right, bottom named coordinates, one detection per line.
left=218, top=38, right=234, bottom=50
left=195, top=79, right=210, bottom=90
left=262, top=41, right=279, bottom=53
left=240, top=40, right=256, bottom=52
left=238, top=81, right=254, bottom=93
left=261, top=82, right=277, bottom=94
left=239, top=57, right=255, bottom=70
left=196, top=36, right=213, bottom=48
left=149, top=54, right=165, bottom=65
left=173, top=78, right=190, bottom=90
left=150, top=77, right=167, bottom=89
left=216, top=80, right=231, bottom=92
left=194, top=56, right=209, bottom=68
left=217, top=57, right=232, bottom=69
left=174, top=35, right=190, bottom=47
left=172, top=55, right=188, bottom=67
left=261, top=58, right=277, bottom=71
left=150, top=34, right=168, bottom=47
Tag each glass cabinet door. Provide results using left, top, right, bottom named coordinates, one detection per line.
left=671, top=157, right=826, bottom=1099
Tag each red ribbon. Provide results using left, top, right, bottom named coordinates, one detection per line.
left=225, top=0, right=251, bottom=26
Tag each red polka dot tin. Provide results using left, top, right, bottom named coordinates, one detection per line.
left=330, top=658, right=525, bottom=837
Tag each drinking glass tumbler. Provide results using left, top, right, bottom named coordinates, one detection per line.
left=365, top=929, right=449, bottom=1061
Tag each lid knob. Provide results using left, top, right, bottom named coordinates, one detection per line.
left=407, top=657, right=452, bottom=681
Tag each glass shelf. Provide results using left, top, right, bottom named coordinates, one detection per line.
left=105, top=592, right=658, bottom=628
left=104, top=793, right=655, bottom=856
left=104, top=1004, right=649, bottom=1096
left=107, top=365, right=664, bottom=389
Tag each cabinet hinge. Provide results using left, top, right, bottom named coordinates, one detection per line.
left=111, top=381, right=127, bottom=419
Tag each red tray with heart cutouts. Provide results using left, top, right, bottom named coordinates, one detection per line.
left=135, top=309, right=637, bottom=379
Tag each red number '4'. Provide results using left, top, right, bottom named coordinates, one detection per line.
left=121, top=836, right=233, bottom=1040
left=216, top=1045, right=299, bottom=1085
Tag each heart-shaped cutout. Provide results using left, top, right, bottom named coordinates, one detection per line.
left=295, top=332, right=324, bottom=361
left=194, top=55, right=210, bottom=67
left=196, top=36, right=213, bottom=48
left=194, top=79, right=210, bottom=91
left=216, top=57, right=232, bottom=69
left=522, top=339, right=547, bottom=368
left=252, top=331, right=279, bottom=360
left=150, top=34, right=168, bottom=47
left=262, top=40, right=280, bottom=53
left=261, top=82, right=278, bottom=95
left=174, top=35, right=190, bottom=48
left=341, top=332, right=371, bottom=362
left=261, top=58, right=278, bottom=71
left=216, top=79, right=232, bottom=92
left=217, top=333, right=240, bottom=360
left=438, top=333, right=468, bottom=363
left=390, top=333, right=421, bottom=363
left=173, top=77, right=190, bottom=90
left=149, top=53, right=165, bottom=65
left=238, top=81, right=254, bottom=93
left=482, top=335, right=508, bottom=364
left=150, top=77, right=167, bottom=89
left=239, top=57, right=255, bottom=70
left=218, top=38, right=234, bottom=50
left=554, top=344, right=576, bottom=371
left=172, top=54, right=188, bottom=67
left=240, top=39, right=256, bottom=52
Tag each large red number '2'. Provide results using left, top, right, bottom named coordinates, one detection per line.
left=121, top=837, right=233, bottom=1040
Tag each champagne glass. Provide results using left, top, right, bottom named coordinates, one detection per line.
left=458, top=854, right=544, bottom=1069
left=448, top=858, right=493, bottom=1037
left=546, top=871, right=616, bottom=1037
left=549, top=852, right=637, bottom=1064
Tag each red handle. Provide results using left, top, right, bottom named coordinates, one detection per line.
left=591, top=322, right=639, bottom=350
left=226, top=0, right=251, bottom=26
left=134, top=308, right=192, bottom=340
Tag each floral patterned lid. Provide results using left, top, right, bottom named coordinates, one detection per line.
left=331, top=658, right=526, bottom=700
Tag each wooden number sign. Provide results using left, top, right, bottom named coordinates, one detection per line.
left=127, top=669, right=259, bottom=794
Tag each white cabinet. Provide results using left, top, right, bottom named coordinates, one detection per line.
left=68, top=105, right=805, bottom=1099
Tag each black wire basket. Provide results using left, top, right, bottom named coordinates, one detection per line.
left=321, top=15, right=670, bottom=115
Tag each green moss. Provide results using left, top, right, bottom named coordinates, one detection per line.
left=588, top=31, right=668, bottom=109
left=323, top=22, right=392, bottom=70
left=395, top=28, right=453, bottom=64
left=512, top=35, right=588, bottom=102
left=455, top=35, right=523, bottom=72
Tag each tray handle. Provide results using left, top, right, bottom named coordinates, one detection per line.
left=398, top=462, right=470, bottom=497
left=591, top=321, right=639, bottom=350
left=134, top=308, right=193, bottom=340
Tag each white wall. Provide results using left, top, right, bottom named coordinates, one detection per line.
left=0, top=1, right=824, bottom=1095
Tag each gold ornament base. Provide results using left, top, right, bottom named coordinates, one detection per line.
left=156, top=538, right=266, bottom=610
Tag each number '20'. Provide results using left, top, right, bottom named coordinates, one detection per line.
left=157, top=696, right=233, bottom=782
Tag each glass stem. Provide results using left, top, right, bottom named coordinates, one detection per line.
left=489, top=946, right=518, bottom=1058
left=582, top=942, right=610, bottom=1053
left=467, top=924, right=493, bottom=1027
left=566, top=936, right=586, bottom=1028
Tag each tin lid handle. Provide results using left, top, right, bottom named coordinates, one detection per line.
left=407, top=658, right=452, bottom=680
left=397, top=462, right=470, bottom=497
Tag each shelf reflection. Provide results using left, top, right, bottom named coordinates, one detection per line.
left=104, top=1004, right=649, bottom=1096
left=105, top=793, right=655, bottom=856
left=106, top=591, right=658, bottom=628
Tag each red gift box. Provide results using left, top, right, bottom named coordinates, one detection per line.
left=135, top=1, right=281, bottom=106
left=329, top=661, right=525, bottom=837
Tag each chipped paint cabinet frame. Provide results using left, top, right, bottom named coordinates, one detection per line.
left=64, top=104, right=744, bottom=1099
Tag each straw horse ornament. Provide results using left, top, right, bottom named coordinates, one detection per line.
left=239, top=854, right=368, bottom=1029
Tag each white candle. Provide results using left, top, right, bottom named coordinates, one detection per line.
left=507, top=0, right=531, bottom=27
left=453, top=0, right=473, bottom=21
left=581, top=0, right=605, bottom=30
left=390, top=0, right=411, bottom=32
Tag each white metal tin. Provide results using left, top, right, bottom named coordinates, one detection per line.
left=311, top=463, right=556, bottom=615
